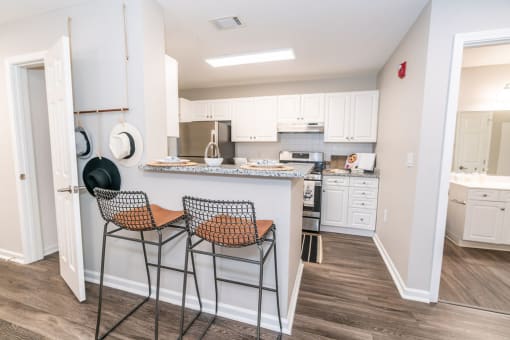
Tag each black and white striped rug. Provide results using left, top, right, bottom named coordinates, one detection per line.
left=301, top=233, right=323, bottom=263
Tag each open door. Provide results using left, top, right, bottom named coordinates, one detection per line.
left=44, top=36, right=86, bottom=302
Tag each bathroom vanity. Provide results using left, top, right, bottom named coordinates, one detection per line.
left=447, top=174, right=510, bottom=250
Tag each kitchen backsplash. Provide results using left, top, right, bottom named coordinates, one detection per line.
left=235, top=133, right=374, bottom=161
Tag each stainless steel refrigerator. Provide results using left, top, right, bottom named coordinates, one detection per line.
left=177, top=121, right=235, bottom=164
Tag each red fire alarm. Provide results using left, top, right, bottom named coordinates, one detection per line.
left=398, top=61, right=407, bottom=79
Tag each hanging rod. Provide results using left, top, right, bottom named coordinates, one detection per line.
left=74, top=107, right=129, bottom=114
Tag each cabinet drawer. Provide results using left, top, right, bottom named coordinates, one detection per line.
left=468, top=189, right=499, bottom=201
left=350, top=177, right=378, bottom=188
left=324, top=177, right=349, bottom=187
left=348, top=208, right=376, bottom=230
left=350, top=198, right=377, bottom=209
left=349, top=187, right=378, bottom=199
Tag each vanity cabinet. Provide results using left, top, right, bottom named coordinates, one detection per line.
left=321, top=176, right=379, bottom=234
left=447, top=183, right=510, bottom=247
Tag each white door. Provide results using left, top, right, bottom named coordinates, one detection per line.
left=321, top=186, right=349, bottom=227
left=350, top=91, right=378, bottom=142
left=301, top=93, right=324, bottom=122
left=464, top=200, right=504, bottom=244
left=165, top=55, right=179, bottom=137
left=453, top=111, right=492, bottom=173
left=277, top=95, right=301, bottom=121
left=231, top=99, right=254, bottom=142
left=496, top=123, right=510, bottom=175
left=324, top=93, right=351, bottom=142
left=44, top=36, right=86, bottom=302
left=209, top=100, right=232, bottom=120
left=252, top=97, right=278, bottom=141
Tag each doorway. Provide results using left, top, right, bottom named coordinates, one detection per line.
left=6, top=37, right=86, bottom=302
left=430, top=28, right=510, bottom=313
left=26, top=66, right=59, bottom=258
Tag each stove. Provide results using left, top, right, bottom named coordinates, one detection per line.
left=279, top=151, right=324, bottom=232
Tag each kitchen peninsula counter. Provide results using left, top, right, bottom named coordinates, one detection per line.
left=142, top=163, right=314, bottom=178
left=134, top=163, right=306, bottom=334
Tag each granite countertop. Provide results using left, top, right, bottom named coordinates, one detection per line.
left=142, top=163, right=314, bottom=179
left=322, top=169, right=380, bottom=178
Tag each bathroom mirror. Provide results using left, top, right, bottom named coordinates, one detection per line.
left=453, top=110, right=510, bottom=175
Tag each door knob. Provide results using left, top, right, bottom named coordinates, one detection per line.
left=19, top=173, right=26, bottom=180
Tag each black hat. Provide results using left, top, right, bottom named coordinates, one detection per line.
left=83, top=157, right=121, bottom=196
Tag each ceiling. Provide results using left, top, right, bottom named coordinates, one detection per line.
left=463, top=44, right=510, bottom=68
left=0, top=0, right=88, bottom=25
left=158, top=0, right=429, bottom=90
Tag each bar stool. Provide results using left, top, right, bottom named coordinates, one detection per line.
left=179, top=196, right=283, bottom=340
left=93, top=188, right=202, bottom=340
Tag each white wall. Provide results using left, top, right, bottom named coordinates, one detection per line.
left=0, top=0, right=166, bottom=264
left=458, top=64, right=510, bottom=111
left=375, top=3, right=431, bottom=285
left=180, top=74, right=377, bottom=100
left=27, top=68, right=58, bottom=255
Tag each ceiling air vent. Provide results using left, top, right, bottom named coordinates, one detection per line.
left=211, top=16, right=244, bottom=30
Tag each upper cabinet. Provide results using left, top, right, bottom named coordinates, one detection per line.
left=192, top=99, right=232, bottom=121
left=179, top=98, right=194, bottom=123
left=277, top=94, right=324, bottom=122
left=165, top=55, right=179, bottom=137
left=231, top=97, right=278, bottom=142
left=324, top=91, right=378, bottom=143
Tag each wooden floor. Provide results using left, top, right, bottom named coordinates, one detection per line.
left=439, top=238, right=510, bottom=313
left=1, top=233, right=510, bottom=339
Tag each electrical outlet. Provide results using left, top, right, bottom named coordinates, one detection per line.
left=383, top=209, right=388, bottom=222
left=406, top=152, right=415, bottom=167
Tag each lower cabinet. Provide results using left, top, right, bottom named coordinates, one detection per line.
left=321, top=176, right=379, bottom=233
left=447, top=184, right=510, bottom=246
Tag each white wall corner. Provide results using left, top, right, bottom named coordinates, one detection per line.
left=372, top=234, right=431, bottom=303
left=0, top=248, right=26, bottom=264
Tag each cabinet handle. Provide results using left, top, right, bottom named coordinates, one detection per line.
left=360, top=218, right=364, bottom=222
left=483, top=194, right=488, bottom=197
left=361, top=203, right=365, bottom=206
left=361, top=192, right=366, bottom=195
left=501, top=208, right=506, bottom=211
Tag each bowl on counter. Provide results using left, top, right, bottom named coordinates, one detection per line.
left=205, top=157, right=223, bottom=167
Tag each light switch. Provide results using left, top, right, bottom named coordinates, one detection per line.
left=406, top=152, right=415, bottom=167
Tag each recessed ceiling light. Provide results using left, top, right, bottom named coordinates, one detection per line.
left=205, top=49, right=295, bottom=67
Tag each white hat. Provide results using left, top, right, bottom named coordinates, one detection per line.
left=109, top=122, right=143, bottom=167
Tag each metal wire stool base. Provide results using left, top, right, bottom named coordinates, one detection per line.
left=95, top=222, right=202, bottom=340
left=178, top=226, right=283, bottom=340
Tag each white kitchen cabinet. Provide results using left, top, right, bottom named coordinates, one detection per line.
left=192, top=99, right=232, bottom=121
left=464, top=200, right=505, bottom=243
left=324, top=93, right=351, bottom=142
left=277, top=94, right=324, bottom=123
left=321, top=185, right=349, bottom=227
left=165, top=55, right=179, bottom=137
left=231, top=97, right=278, bottom=142
left=324, top=91, right=378, bottom=143
left=179, top=98, right=194, bottom=123
left=321, top=176, right=379, bottom=234
left=301, top=94, right=324, bottom=121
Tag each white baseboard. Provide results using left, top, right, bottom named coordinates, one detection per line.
left=372, top=234, right=430, bottom=303
left=85, top=262, right=304, bottom=335
left=321, top=225, right=374, bottom=237
left=447, top=234, right=510, bottom=251
left=43, top=244, right=58, bottom=256
left=0, top=248, right=25, bottom=264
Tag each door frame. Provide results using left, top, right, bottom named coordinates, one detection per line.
left=430, top=28, right=510, bottom=302
left=5, top=51, right=48, bottom=264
